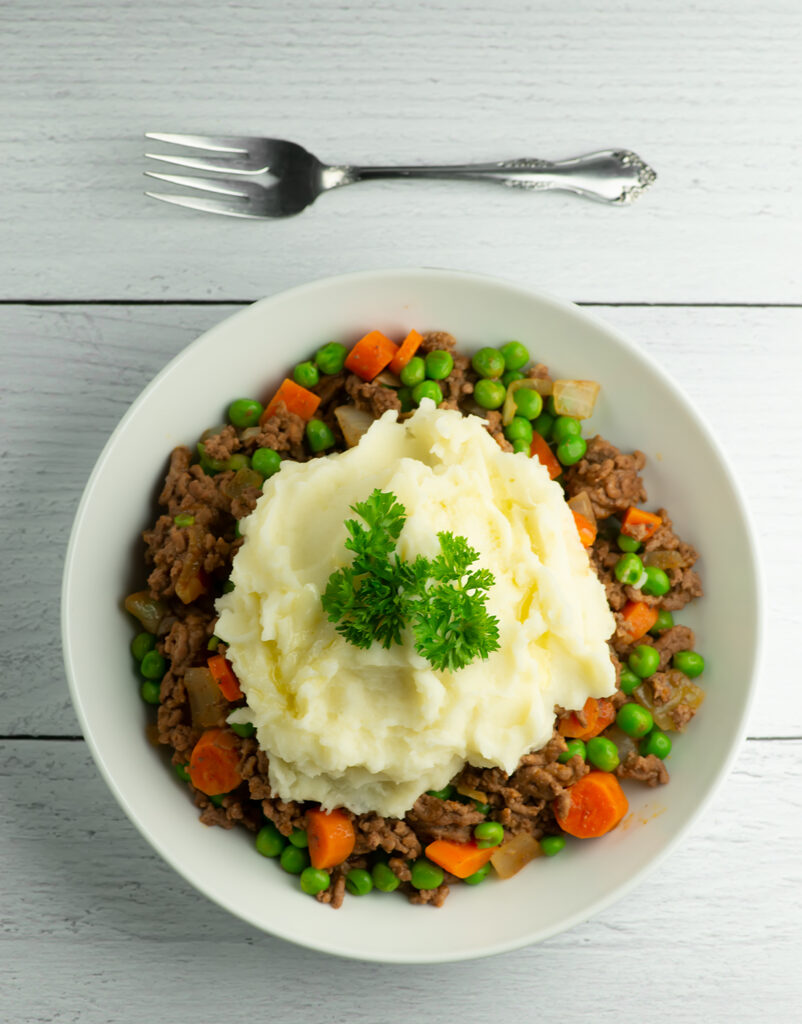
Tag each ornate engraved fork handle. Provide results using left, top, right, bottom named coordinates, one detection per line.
left=328, top=150, right=656, bottom=205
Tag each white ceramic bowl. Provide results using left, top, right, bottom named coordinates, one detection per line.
left=62, top=269, right=761, bottom=962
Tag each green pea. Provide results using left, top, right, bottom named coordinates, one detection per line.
left=639, top=729, right=673, bottom=759
left=293, top=361, right=319, bottom=388
left=502, top=369, right=525, bottom=387
left=225, top=453, right=251, bottom=472
left=252, top=447, right=281, bottom=478
left=228, top=398, right=264, bottom=429
left=547, top=396, right=558, bottom=416
left=463, top=863, right=492, bottom=885
left=558, top=739, right=587, bottom=764
left=556, top=436, right=587, bottom=466
left=173, top=513, right=195, bottom=527
left=234, top=520, right=243, bottom=540
left=540, top=835, right=567, bottom=857
left=345, top=868, right=374, bottom=896
left=140, top=680, right=161, bottom=705
left=397, top=386, right=414, bottom=412
left=551, top=416, right=581, bottom=445
left=314, top=342, right=348, bottom=375
left=209, top=793, right=226, bottom=807
left=230, top=722, right=255, bottom=739
left=372, top=861, right=400, bottom=892
left=499, top=341, right=529, bottom=371
left=513, top=388, right=543, bottom=421
left=255, top=823, right=285, bottom=858
left=619, top=667, right=642, bottom=695
left=300, top=866, right=330, bottom=895
left=288, top=829, right=309, bottom=849
left=673, top=650, right=705, bottom=677
left=473, top=379, right=506, bottom=409
left=616, top=702, right=654, bottom=738
left=512, top=439, right=530, bottom=454
left=197, top=441, right=226, bottom=475
left=473, top=801, right=492, bottom=816
left=140, top=650, right=166, bottom=681
left=305, top=418, right=335, bottom=452
left=628, top=644, right=660, bottom=679
left=174, top=762, right=191, bottom=783
left=649, top=609, right=675, bottom=635
left=207, top=634, right=222, bottom=651
left=425, top=350, right=454, bottom=381
left=532, top=411, right=555, bottom=441
left=472, top=347, right=506, bottom=379
left=503, top=415, right=533, bottom=445
left=642, top=565, right=670, bottom=597
left=473, top=821, right=504, bottom=849
left=400, top=356, right=426, bottom=387
left=617, top=533, right=641, bottom=553
left=131, top=632, right=155, bottom=662
left=586, top=736, right=620, bottom=772
left=279, top=844, right=310, bottom=875
left=222, top=580, right=235, bottom=594
left=426, top=785, right=455, bottom=800
left=412, top=380, right=443, bottom=406
left=410, top=858, right=444, bottom=890
left=614, top=553, right=645, bottom=585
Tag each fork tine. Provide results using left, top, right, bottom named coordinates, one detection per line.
left=143, top=171, right=249, bottom=197
left=144, top=151, right=263, bottom=174
left=144, top=191, right=261, bottom=219
left=144, top=132, right=250, bottom=153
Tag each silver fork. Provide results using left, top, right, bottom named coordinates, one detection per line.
left=144, top=133, right=656, bottom=218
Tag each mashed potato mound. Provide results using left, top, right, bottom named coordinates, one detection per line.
left=216, top=401, right=615, bottom=818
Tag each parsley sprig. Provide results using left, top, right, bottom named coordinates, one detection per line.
left=321, top=489, right=500, bottom=672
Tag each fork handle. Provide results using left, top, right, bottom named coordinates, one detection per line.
left=330, top=150, right=655, bottom=205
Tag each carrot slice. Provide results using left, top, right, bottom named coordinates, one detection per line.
left=388, top=329, right=423, bottom=374
left=425, top=839, right=494, bottom=879
left=306, top=808, right=356, bottom=869
left=260, top=378, right=321, bottom=424
left=530, top=432, right=562, bottom=479
left=344, top=330, right=399, bottom=381
left=554, top=771, right=629, bottom=838
left=620, top=506, right=663, bottom=540
left=188, top=727, right=242, bottom=795
left=619, top=600, right=659, bottom=643
left=558, top=697, right=616, bottom=741
left=207, top=654, right=243, bottom=702
left=572, top=509, right=597, bottom=547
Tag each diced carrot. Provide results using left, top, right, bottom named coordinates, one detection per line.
left=425, top=839, right=494, bottom=879
left=530, top=432, right=562, bottom=479
left=620, top=506, right=663, bottom=540
left=306, top=808, right=356, bottom=869
left=572, top=510, right=597, bottom=547
left=260, top=378, right=321, bottom=424
left=344, top=330, right=399, bottom=381
left=618, top=600, right=659, bottom=644
left=554, top=771, right=629, bottom=839
left=207, top=654, right=243, bottom=702
left=188, top=727, right=242, bottom=795
left=388, top=329, right=423, bottom=375
left=558, top=697, right=616, bottom=741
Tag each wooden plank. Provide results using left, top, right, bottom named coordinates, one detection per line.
left=0, top=302, right=795, bottom=737
left=1, top=737, right=798, bottom=1021
left=0, top=0, right=801, bottom=302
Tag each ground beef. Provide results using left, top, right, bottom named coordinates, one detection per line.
left=406, top=794, right=486, bottom=844
left=345, top=372, right=402, bottom=418
left=616, top=751, right=669, bottom=787
left=253, top=403, right=307, bottom=460
left=440, top=352, right=475, bottom=411
left=419, top=330, right=456, bottom=354
left=201, top=425, right=241, bottom=462
left=482, top=409, right=514, bottom=452
left=564, top=435, right=647, bottom=520
left=653, top=626, right=696, bottom=671
left=670, top=702, right=697, bottom=730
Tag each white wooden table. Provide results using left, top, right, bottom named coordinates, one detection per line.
left=2, top=2, right=800, bottom=1020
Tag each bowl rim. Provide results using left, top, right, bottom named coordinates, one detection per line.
left=62, top=267, right=764, bottom=962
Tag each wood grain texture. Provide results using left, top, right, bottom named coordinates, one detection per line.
left=1, top=302, right=796, bottom=739
left=0, top=0, right=800, bottom=302
left=1, top=738, right=798, bottom=1022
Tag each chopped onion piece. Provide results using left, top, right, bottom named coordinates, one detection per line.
left=633, top=672, right=705, bottom=732
left=240, top=426, right=262, bottom=443
left=124, top=590, right=168, bottom=634
left=502, top=378, right=543, bottom=426
left=184, top=667, right=225, bottom=728
left=221, top=467, right=264, bottom=499
left=552, top=380, right=600, bottom=419
left=490, top=832, right=542, bottom=879
left=526, top=374, right=553, bottom=397
left=456, top=784, right=489, bottom=804
left=374, top=369, right=402, bottom=388
left=567, top=490, right=596, bottom=528
left=334, top=405, right=375, bottom=448
left=644, top=549, right=685, bottom=571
